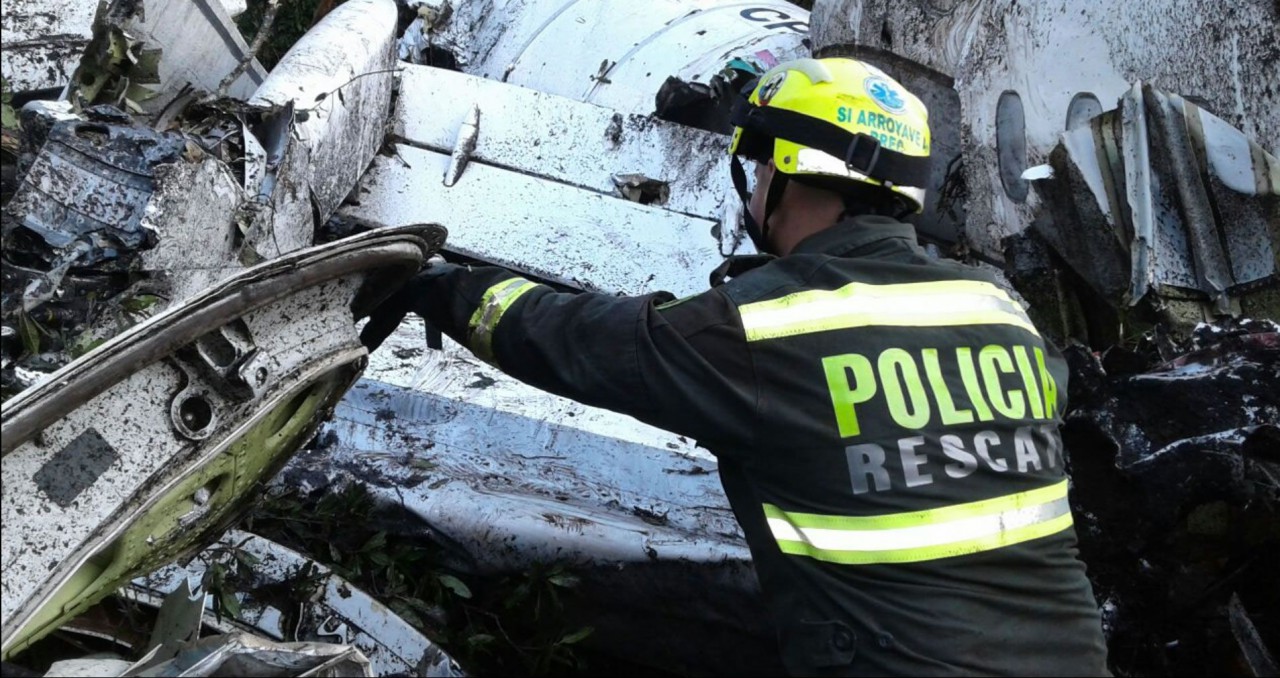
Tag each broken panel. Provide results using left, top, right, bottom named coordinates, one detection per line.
left=0, top=225, right=443, bottom=659
left=418, top=0, right=811, bottom=116
left=1032, top=82, right=1278, bottom=333
left=134, top=530, right=459, bottom=677
left=810, top=0, right=1280, bottom=261
left=249, top=0, right=399, bottom=224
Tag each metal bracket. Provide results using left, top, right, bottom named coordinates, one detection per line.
left=443, top=105, right=480, bottom=187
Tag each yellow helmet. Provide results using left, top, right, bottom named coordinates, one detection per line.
left=729, top=58, right=931, bottom=214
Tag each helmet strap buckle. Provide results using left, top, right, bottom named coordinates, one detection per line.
left=844, top=134, right=882, bottom=178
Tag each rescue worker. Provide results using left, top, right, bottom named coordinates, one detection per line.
left=364, top=57, right=1110, bottom=676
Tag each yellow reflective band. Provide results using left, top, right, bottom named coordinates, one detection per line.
left=763, top=479, right=1072, bottom=565
left=738, top=280, right=1040, bottom=342
left=468, top=277, right=540, bottom=364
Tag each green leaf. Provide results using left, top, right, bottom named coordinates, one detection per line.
left=120, top=294, right=160, bottom=313
left=466, top=633, right=495, bottom=648
left=388, top=600, right=424, bottom=628
left=361, top=530, right=387, bottom=552
left=404, top=597, right=434, bottom=613
left=233, top=548, right=261, bottom=569
left=504, top=581, right=530, bottom=609
left=368, top=551, right=391, bottom=567
left=556, top=626, right=594, bottom=646
left=547, top=572, right=580, bottom=589
left=219, top=590, right=241, bottom=619
left=436, top=574, right=472, bottom=599
left=18, top=313, right=41, bottom=355
left=1, top=105, right=16, bottom=130
left=69, top=336, right=107, bottom=359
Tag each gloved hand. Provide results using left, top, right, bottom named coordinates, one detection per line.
left=360, top=255, right=452, bottom=351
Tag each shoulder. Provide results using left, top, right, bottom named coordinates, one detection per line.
left=716, top=254, right=835, bottom=306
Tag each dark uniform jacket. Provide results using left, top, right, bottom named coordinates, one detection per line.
left=414, top=216, right=1110, bottom=676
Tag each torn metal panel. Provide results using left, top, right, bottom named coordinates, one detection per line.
left=0, top=0, right=253, bottom=95
left=0, top=0, right=97, bottom=93
left=137, top=159, right=247, bottom=303
left=1032, top=82, right=1278, bottom=324
left=239, top=105, right=317, bottom=262
left=0, top=113, right=193, bottom=336
left=343, top=144, right=725, bottom=297
left=421, top=0, right=811, bottom=116
left=392, top=64, right=735, bottom=222
left=0, top=119, right=253, bottom=377
left=0, top=225, right=443, bottom=659
left=3, top=132, right=248, bottom=314
left=248, top=0, right=399, bottom=223
left=1228, top=593, right=1279, bottom=678
left=124, top=632, right=373, bottom=677
left=134, top=531, right=458, bottom=677
left=98, top=0, right=268, bottom=115
left=272, top=318, right=780, bottom=675
left=810, top=0, right=1280, bottom=260
left=2, top=117, right=184, bottom=270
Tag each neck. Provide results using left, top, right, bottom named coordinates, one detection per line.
left=768, top=191, right=846, bottom=255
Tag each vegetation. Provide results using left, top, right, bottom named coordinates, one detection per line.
left=235, top=0, right=349, bottom=70
left=241, top=482, right=598, bottom=675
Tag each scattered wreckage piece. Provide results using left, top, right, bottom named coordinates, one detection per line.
left=0, top=0, right=256, bottom=99
left=1, top=110, right=186, bottom=313
left=1, top=108, right=259, bottom=395
left=401, top=0, right=811, bottom=117
left=0, top=225, right=445, bottom=659
left=0, top=0, right=98, bottom=94
left=272, top=318, right=782, bottom=676
left=344, top=64, right=743, bottom=296
left=121, top=632, right=374, bottom=677
left=1004, top=82, right=1279, bottom=346
left=64, top=0, right=264, bottom=119
left=3, top=0, right=403, bottom=395
left=1044, top=84, right=1277, bottom=313
left=809, top=0, right=1280, bottom=262
left=40, top=631, right=373, bottom=678
left=1063, top=323, right=1279, bottom=676
left=249, top=0, right=399, bottom=226
left=132, top=530, right=459, bottom=677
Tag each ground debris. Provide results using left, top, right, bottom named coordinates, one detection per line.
left=1063, top=320, right=1279, bottom=676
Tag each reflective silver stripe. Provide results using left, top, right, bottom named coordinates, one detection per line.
left=763, top=480, right=1073, bottom=564
left=467, top=277, right=540, bottom=363
left=738, top=279, right=1039, bottom=341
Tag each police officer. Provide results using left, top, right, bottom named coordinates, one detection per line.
left=364, top=58, right=1110, bottom=676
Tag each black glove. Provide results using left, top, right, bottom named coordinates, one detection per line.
left=360, top=255, right=453, bottom=352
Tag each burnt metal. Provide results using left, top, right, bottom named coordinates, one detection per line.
left=3, top=118, right=186, bottom=269
left=1063, top=325, right=1280, bottom=677
left=1229, top=593, right=1280, bottom=677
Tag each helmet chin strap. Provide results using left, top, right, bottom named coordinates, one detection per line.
left=730, top=155, right=789, bottom=255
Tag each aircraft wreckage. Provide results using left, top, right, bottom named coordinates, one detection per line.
left=1, top=0, right=1277, bottom=675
